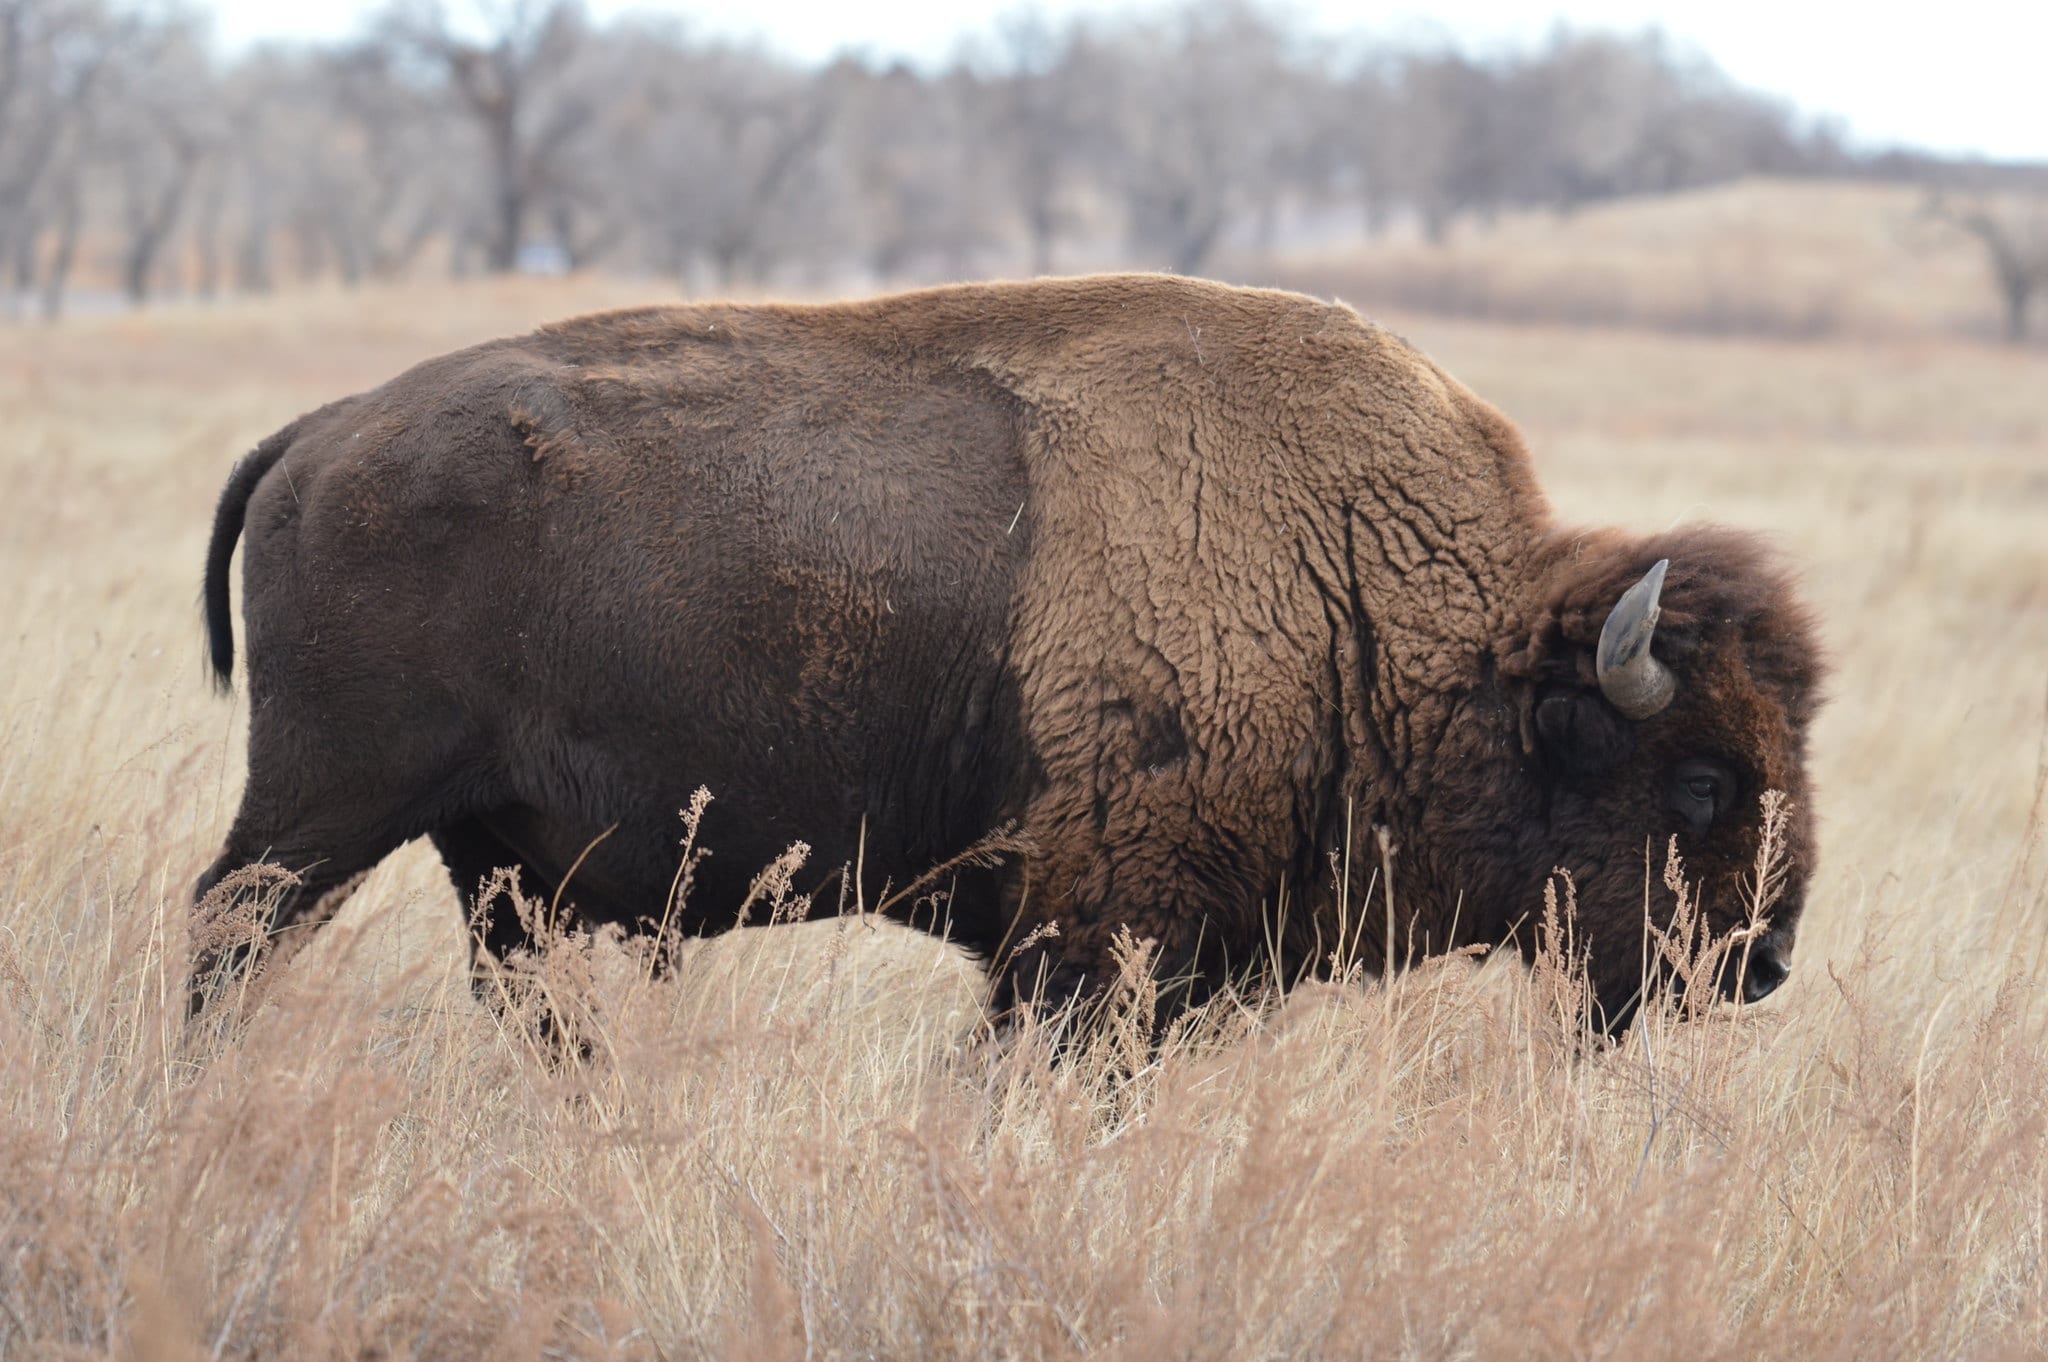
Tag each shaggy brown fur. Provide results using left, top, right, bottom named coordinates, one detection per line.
left=192, top=274, right=1824, bottom=1031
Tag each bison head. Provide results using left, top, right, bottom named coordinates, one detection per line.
left=1478, top=526, right=1826, bottom=1032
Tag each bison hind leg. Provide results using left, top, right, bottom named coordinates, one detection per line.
left=187, top=843, right=389, bottom=1021
left=429, top=816, right=563, bottom=1003
left=430, top=816, right=599, bottom=1062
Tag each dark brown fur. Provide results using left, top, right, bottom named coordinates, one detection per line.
left=192, top=274, right=1825, bottom=1031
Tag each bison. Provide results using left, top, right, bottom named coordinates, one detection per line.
left=191, top=274, right=1823, bottom=1034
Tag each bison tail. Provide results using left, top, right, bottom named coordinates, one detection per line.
left=203, top=424, right=296, bottom=692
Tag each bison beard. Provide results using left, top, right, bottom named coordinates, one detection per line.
left=189, top=275, right=1825, bottom=1039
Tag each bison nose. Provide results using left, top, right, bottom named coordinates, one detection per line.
left=1739, top=942, right=1790, bottom=1003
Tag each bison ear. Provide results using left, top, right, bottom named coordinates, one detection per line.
left=1533, top=687, right=1634, bottom=775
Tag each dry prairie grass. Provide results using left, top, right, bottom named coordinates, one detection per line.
left=1261, top=179, right=2023, bottom=343
left=2, top=274, right=2046, bottom=1360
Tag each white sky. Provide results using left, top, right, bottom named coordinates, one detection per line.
left=206, top=0, right=2048, bottom=162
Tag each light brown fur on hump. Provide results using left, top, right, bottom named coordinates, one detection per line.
left=640, top=274, right=1558, bottom=946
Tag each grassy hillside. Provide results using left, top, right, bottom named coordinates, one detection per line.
left=2, top=277, right=2045, bottom=1358
left=1259, top=178, right=2018, bottom=343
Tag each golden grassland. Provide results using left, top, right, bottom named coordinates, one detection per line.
left=3, top=265, right=2047, bottom=1360
left=1264, top=179, right=2019, bottom=342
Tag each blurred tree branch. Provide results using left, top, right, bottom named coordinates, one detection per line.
left=1924, top=189, right=2048, bottom=343
left=374, top=0, right=589, bottom=273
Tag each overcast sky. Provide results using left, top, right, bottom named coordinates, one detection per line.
left=204, top=0, right=2047, bottom=162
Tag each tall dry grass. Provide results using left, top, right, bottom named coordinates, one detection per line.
left=2, top=272, right=2046, bottom=1359
left=1261, top=179, right=2022, bottom=344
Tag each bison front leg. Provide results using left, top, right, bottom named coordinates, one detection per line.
left=991, top=740, right=1271, bottom=1045
left=992, top=910, right=1230, bottom=1045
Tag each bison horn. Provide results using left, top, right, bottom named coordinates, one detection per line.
left=1597, top=558, right=1677, bottom=719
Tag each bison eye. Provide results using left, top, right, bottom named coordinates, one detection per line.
left=1668, top=758, right=1735, bottom=837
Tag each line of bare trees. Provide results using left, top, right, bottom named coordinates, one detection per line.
left=1, top=0, right=2035, bottom=332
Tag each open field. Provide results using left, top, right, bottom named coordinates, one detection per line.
left=3, top=275, right=2046, bottom=1359
left=1262, top=179, right=2023, bottom=343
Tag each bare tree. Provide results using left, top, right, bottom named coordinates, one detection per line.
left=377, top=0, right=589, bottom=273
left=1926, top=190, right=2048, bottom=343
left=1090, top=0, right=1299, bottom=275
left=100, top=15, right=216, bottom=304
left=968, top=11, right=1092, bottom=275
left=607, top=34, right=837, bottom=287
left=34, top=157, right=81, bottom=315
left=1316, top=53, right=1404, bottom=238
left=823, top=60, right=997, bottom=282
left=526, top=22, right=649, bottom=270
left=0, top=0, right=125, bottom=316
left=315, top=44, right=455, bottom=280
left=1388, top=50, right=1523, bottom=242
